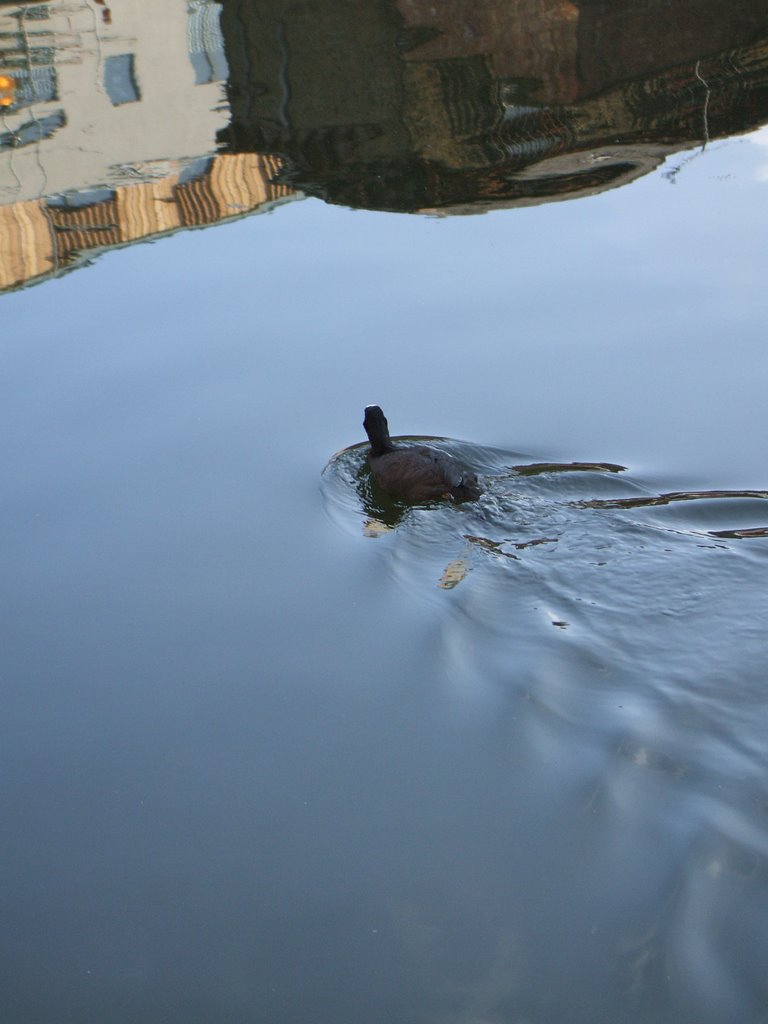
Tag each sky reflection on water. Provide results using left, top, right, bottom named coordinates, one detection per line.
left=1, top=2, right=768, bottom=1023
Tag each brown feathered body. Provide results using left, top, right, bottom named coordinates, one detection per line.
left=363, top=406, right=481, bottom=503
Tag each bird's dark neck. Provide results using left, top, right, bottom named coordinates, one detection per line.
left=369, top=436, right=397, bottom=457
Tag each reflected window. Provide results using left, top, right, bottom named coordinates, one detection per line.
left=48, top=187, right=115, bottom=210
left=0, top=108, right=64, bottom=149
left=178, top=156, right=213, bottom=185
left=18, top=6, right=51, bottom=20
left=187, top=0, right=227, bottom=85
left=104, top=53, right=140, bottom=106
left=0, top=42, right=57, bottom=110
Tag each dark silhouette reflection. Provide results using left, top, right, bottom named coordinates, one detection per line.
left=510, top=461, right=626, bottom=476
left=576, top=488, right=768, bottom=509
left=362, top=477, right=422, bottom=531
left=219, top=0, right=768, bottom=212
left=710, top=526, right=768, bottom=538
left=575, top=488, right=768, bottom=540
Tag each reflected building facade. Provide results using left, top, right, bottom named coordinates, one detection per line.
left=0, top=0, right=228, bottom=201
left=0, top=0, right=294, bottom=291
left=0, top=152, right=291, bottom=290
left=220, top=0, right=768, bottom=212
left=1, top=0, right=768, bottom=291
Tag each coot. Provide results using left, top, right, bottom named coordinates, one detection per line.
left=363, top=405, right=481, bottom=503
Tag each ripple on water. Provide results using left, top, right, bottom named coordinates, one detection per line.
left=322, top=434, right=768, bottom=1020
left=321, top=435, right=768, bottom=718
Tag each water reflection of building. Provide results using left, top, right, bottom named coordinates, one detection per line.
left=0, top=153, right=291, bottom=290
left=0, top=0, right=294, bottom=291
left=220, top=0, right=768, bottom=213
left=2, top=0, right=768, bottom=292
left=0, top=0, right=230, bottom=200
left=398, top=0, right=768, bottom=103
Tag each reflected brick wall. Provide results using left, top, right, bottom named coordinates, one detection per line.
left=0, top=154, right=291, bottom=292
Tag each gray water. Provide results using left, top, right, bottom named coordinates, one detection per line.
left=2, top=3, right=768, bottom=1022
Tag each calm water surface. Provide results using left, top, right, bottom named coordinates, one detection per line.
left=2, top=2, right=768, bottom=1022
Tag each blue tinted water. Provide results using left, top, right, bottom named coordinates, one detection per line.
left=1, top=119, right=767, bottom=1024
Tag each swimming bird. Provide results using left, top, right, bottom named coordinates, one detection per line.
left=363, top=405, right=481, bottom=503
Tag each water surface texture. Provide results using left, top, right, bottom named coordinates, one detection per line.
left=1, top=2, right=768, bottom=1023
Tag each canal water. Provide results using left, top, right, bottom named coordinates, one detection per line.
left=1, top=2, right=768, bottom=1022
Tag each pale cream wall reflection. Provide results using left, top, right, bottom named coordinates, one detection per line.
left=0, top=0, right=229, bottom=201
left=0, top=0, right=295, bottom=291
